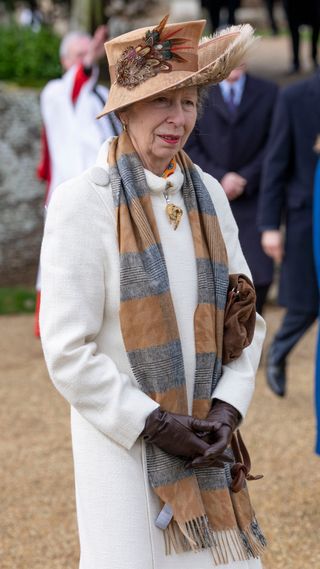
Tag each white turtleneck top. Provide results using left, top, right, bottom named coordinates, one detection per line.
left=146, top=167, right=197, bottom=412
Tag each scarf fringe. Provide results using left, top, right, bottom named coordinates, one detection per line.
left=164, top=516, right=266, bottom=565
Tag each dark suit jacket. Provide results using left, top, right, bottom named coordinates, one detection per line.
left=258, top=71, right=320, bottom=311
left=185, top=74, right=278, bottom=286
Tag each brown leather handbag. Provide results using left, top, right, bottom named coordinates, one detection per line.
left=222, top=273, right=256, bottom=365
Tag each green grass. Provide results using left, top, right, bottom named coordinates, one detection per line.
left=0, top=288, right=36, bottom=315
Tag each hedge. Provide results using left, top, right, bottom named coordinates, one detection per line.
left=0, top=24, right=61, bottom=86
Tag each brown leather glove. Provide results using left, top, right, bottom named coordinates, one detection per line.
left=189, top=399, right=241, bottom=468
left=142, top=407, right=221, bottom=460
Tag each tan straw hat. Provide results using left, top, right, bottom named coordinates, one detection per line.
left=97, top=15, right=255, bottom=117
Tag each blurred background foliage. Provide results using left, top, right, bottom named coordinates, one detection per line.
left=0, top=0, right=160, bottom=86
left=0, top=24, right=61, bottom=86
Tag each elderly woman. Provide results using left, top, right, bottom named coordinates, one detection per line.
left=40, top=15, right=266, bottom=569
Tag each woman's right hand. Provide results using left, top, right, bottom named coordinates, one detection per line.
left=141, top=407, right=220, bottom=460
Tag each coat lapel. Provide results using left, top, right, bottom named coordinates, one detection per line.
left=234, top=75, right=260, bottom=122
left=213, top=75, right=260, bottom=124
left=213, top=85, right=235, bottom=123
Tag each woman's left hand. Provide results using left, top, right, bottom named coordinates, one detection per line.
left=187, top=400, right=241, bottom=468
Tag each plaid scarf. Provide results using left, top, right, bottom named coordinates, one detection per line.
left=108, top=132, right=266, bottom=564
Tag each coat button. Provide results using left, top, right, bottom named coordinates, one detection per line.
left=89, top=166, right=109, bottom=186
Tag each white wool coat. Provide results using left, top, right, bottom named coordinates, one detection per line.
left=40, top=140, right=266, bottom=569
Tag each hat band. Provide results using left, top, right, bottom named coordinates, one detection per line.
left=109, top=53, right=199, bottom=85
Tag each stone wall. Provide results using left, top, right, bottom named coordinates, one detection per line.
left=0, top=83, right=44, bottom=286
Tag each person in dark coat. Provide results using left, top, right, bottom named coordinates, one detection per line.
left=202, top=0, right=240, bottom=31
left=185, top=64, right=278, bottom=315
left=313, top=139, right=320, bottom=454
left=263, top=0, right=279, bottom=35
left=258, top=70, right=320, bottom=396
left=283, top=0, right=320, bottom=72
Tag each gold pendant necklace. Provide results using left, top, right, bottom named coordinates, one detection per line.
left=163, top=189, right=183, bottom=230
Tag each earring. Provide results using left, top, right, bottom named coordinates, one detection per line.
left=122, top=122, right=127, bottom=132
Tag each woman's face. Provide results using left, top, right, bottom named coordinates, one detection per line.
left=119, top=86, right=198, bottom=176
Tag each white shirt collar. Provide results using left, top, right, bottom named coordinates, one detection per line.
left=219, top=74, right=246, bottom=106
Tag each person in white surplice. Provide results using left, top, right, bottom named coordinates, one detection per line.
left=35, top=26, right=121, bottom=335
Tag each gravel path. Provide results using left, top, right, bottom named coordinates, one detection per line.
left=1, top=307, right=319, bottom=569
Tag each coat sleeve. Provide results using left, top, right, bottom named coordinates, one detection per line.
left=237, top=146, right=267, bottom=198
left=257, top=88, right=293, bottom=230
left=314, top=160, right=320, bottom=287
left=237, top=83, right=279, bottom=198
left=201, top=170, right=266, bottom=418
left=40, top=175, right=158, bottom=450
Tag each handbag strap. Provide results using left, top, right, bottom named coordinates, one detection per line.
left=230, top=430, right=263, bottom=493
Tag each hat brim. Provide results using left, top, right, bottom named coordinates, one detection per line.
left=97, top=24, right=255, bottom=118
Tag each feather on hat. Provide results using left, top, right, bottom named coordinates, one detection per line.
left=97, top=15, right=255, bottom=117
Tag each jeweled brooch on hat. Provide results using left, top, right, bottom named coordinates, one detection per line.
left=116, top=15, right=192, bottom=89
